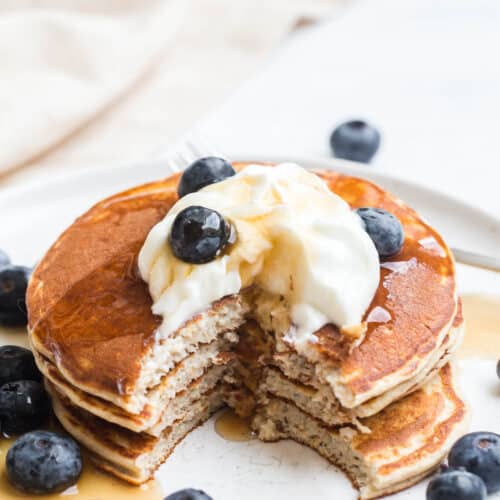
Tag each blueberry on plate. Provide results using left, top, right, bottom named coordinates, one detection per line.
left=0, top=249, right=10, bottom=269
left=164, top=488, right=213, bottom=500
left=178, top=157, right=236, bottom=198
left=0, top=345, right=41, bottom=385
left=330, top=120, right=381, bottom=163
left=356, top=207, right=404, bottom=258
left=426, top=469, right=486, bottom=500
left=0, top=380, right=50, bottom=435
left=0, top=308, right=28, bottom=327
left=2, top=415, right=48, bottom=436
left=6, top=431, right=82, bottom=494
left=169, top=206, right=235, bottom=264
left=0, top=265, right=32, bottom=326
left=448, top=431, right=500, bottom=493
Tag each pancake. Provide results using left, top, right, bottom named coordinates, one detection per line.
left=255, top=364, right=468, bottom=500
left=47, top=381, right=225, bottom=484
left=32, top=300, right=463, bottom=436
left=27, top=164, right=458, bottom=413
left=293, top=170, right=457, bottom=408
left=264, top=304, right=464, bottom=420
left=26, top=162, right=465, bottom=496
left=34, top=351, right=229, bottom=435
left=47, top=364, right=468, bottom=499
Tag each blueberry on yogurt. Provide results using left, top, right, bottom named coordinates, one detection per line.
left=169, top=206, right=235, bottom=264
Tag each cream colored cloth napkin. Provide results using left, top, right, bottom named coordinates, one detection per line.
left=0, top=0, right=340, bottom=185
left=0, top=0, right=186, bottom=176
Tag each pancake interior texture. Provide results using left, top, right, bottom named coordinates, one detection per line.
left=26, top=163, right=467, bottom=499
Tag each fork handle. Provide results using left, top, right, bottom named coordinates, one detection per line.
left=452, top=248, right=500, bottom=273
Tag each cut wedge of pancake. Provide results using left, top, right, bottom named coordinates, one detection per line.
left=32, top=307, right=464, bottom=437
left=36, top=351, right=229, bottom=436
left=254, top=364, right=468, bottom=500
left=255, top=304, right=464, bottom=422
left=47, top=364, right=467, bottom=499
left=47, top=381, right=225, bottom=484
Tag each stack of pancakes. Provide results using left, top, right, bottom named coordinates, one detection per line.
left=27, top=165, right=468, bottom=499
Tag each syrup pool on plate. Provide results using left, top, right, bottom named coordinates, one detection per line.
left=214, top=409, right=255, bottom=442
left=458, top=294, right=500, bottom=358
left=0, top=436, right=163, bottom=500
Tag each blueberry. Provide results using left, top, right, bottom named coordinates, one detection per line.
left=356, top=207, right=404, bottom=258
left=164, top=488, right=213, bottom=500
left=330, top=120, right=381, bottom=163
left=448, top=432, right=500, bottom=493
left=178, top=157, right=236, bottom=198
left=0, top=308, right=28, bottom=327
left=426, top=470, right=486, bottom=500
left=6, top=431, right=82, bottom=494
left=0, top=380, right=50, bottom=435
left=169, top=206, right=235, bottom=264
left=0, top=265, right=31, bottom=326
left=0, top=345, right=41, bottom=385
left=2, top=415, right=47, bottom=436
left=0, top=249, right=10, bottom=268
left=439, top=464, right=467, bottom=474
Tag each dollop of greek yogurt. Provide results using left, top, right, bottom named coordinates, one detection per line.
left=138, top=163, right=379, bottom=345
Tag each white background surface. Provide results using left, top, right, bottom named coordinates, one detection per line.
left=199, top=0, right=500, bottom=215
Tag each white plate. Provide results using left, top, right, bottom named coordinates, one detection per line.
left=0, top=157, right=499, bottom=500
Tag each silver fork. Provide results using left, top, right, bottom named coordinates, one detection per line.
left=157, top=134, right=226, bottom=175
left=450, top=248, right=500, bottom=273
left=157, top=136, right=500, bottom=273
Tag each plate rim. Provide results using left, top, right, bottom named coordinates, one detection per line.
left=0, top=154, right=498, bottom=232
